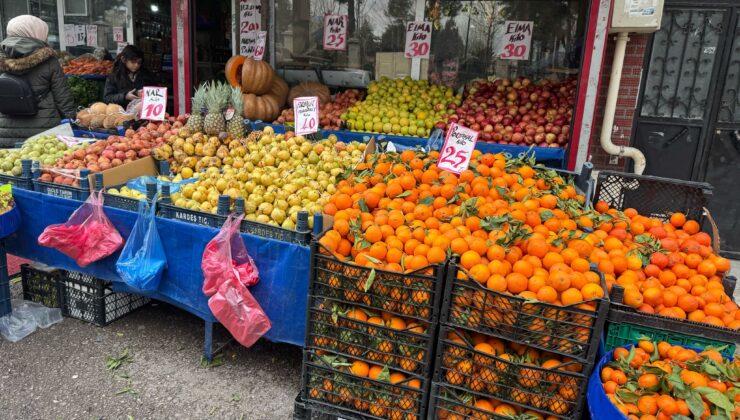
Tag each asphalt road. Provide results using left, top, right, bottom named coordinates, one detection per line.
left=0, top=281, right=303, bottom=420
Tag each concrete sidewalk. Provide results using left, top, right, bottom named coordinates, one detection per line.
left=0, top=281, right=302, bottom=420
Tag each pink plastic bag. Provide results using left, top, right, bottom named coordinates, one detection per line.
left=38, top=191, right=124, bottom=267
left=208, top=277, right=271, bottom=348
left=201, top=214, right=259, bottom=297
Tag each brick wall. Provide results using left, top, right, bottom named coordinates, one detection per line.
left=588, top=33, right=649, bottom=170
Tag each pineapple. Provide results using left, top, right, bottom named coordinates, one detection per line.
left=227, top=87, right=245, bottom=139
left=185, top=83, right=207, bottom=132
left=203, top=82, right=228, bottom=136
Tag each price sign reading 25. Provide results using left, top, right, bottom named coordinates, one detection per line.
left=437, top=123, right=479, bottom=174
left=140, top=86, right=167, bottom=121
left=294, top=96, right=319, bottom=136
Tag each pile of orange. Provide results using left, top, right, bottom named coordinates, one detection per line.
left=318, top=148, right=737, bottom=328
left=439, top=329, right=584, bottom=418
left=589, top=203, right=737, bottom=328
left=601, top=340, right=740, bottom=420
left=307, top=355, right=423, bottom=419
left=437, top=391, right=562, bottom=420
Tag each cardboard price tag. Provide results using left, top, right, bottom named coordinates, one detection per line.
left=254, top=31, right=266, bottom=60
left=86, top=25, right=98, bottom=47
left=404, top=21, right=432, bottom=59
left=239, top=0, right=262, bottom=33
left=140, top=86, right=168, bottom=121
left=437, top=123, right=479, bottom=174
left=293, top=97, right=319, bottom=136
left=498, top=21, right=533, bottom=60
left=113, top=26, right=124, bottom=42
left=323, top=15, right=348, bottom=51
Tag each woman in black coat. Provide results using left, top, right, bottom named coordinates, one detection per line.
left=103, top=45, right=156, bottom=107
left=0, top=15, right=76, bottom=148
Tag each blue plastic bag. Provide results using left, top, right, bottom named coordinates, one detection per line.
left=115, top=197, right=167, bottom=292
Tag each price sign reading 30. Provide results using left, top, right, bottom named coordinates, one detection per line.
left=294, top=97, right=319, bottom=136
left=140, top=86, right=167, bottom=121
left=437, top=123, right=479, bottom=174
left=404, top=21, right=432, bottom=59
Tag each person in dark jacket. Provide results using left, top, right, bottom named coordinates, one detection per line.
left=103, top=45, right=156, bottom=107
left=0, top=15, right=76, bottom=148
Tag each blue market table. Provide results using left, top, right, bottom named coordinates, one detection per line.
left=4, top=188, right=310, bottom=359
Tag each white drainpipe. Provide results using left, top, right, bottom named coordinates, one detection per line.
left=600, top=32, right=647, bottom=174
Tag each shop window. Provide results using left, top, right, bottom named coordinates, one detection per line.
left=62, top=0, right=130, bottom=56
left=274, top=0, right=416, bottom=83
left=1, top=0, right=61, bottom=49
left=427, top=1, right=586, bottom=88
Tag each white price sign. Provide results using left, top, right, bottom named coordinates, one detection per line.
left=498, top=21, right=533, bottom=60
left=113, top=26, right=124, bottom=42
left=74, top=25, right=86, bottom=46
left=116, top=42, right=129, bottom=54
left=293, top=97, right=319, bottom=136
left=140, top=86, right=168, bottom=121
left=239, top=0, right=262, bottom=33
left=86, top=25, right=98, bottom=47
left=404, top=21, right=432, bottom=59
left=253, top=31, right=266, bottom=60
left=323, top=15, right=348, bottom=51
left=240, top=31, right=258, bottom=57
left=63, top=24, right=75, bottom=46
left=437, top=123, right=479, bottom=174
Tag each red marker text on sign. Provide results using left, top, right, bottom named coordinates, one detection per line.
left=140, top=87, right=167, bottom=121
left=437, top=123, right=479, bottom=174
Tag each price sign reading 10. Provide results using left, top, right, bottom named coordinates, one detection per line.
left=140, top=86, right=167, bottom=121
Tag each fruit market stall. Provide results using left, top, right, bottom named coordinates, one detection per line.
left=4, top=187, right=311, bottom=353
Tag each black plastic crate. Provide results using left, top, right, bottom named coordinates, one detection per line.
left=0, top=173, right=34, bottom=190
left=294, top=391, right=365, bottom=420
left=302, top=349, right=429, bottom=420
left=310, top=233, right=447, bottom=324
left=59, top=270, right=150, bottom=326
left=240, top=218, right=311, bottom=245
left=593, top=171, right=712, bottom=223
left=305, top=300, right=435, bottom=377
left=20, top=264, right=62, bottom=308
left=431, top=326, right=590, bottom=420
left=441, top=263, right=609, bottom=362
left=33, top=179, right=91, bottom=201
left=605, top=284, right=739, bottom=357
left=157, top=201, right=227, bottom=228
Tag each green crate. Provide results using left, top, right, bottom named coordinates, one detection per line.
left=605, top=321, right=736, bottom=358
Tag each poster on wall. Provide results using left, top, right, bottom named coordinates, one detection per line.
left=404, top=21, right=432, bottom=59
left=497, top=21, right=533, bottom=60
left=113, top=26, right=124, bottom=42
left=74, top=25, right=86, bottom=46
left=239, top=0, right=262, bottom=33
left=323, top=15, right=348, bottom=51
left=63, top=24, right=75, bottom=46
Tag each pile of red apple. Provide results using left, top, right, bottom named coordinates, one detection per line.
left=275, top=89, right=363, bottom=130
left=441, top=77, right=576, bottom=148
left=39, top=116, right=186, bottom=186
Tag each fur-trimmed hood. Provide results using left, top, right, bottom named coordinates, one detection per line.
left=0, top=37, right=55, bottom=74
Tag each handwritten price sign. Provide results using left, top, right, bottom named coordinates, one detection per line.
left=113, top=26, right=124, bottom=42
left=86, top=25, right=98, bottom=47
left=254, top=31, right=266, bottom=60
left=74, top=25, right=86, bottom=46
left=294, top=97, right=319, bottom=136
left=140, top=86, right=167, bottom=121
left=239, top=0, right=261, bottom=33
left=323, top=15, right=348, bottom=51
left=437, top=123, right=479, bottom=174
left=63, top=24, right=75, bottom=46
left=404, top=21, right=432, bottom=59
left=498, top=21, right=533, bottom=60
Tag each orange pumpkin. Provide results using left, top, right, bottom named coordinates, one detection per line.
left=269, top=76, right=289, bottom=108
left=241, top=58, right=274, bottom=95
left=287, top=81, right=331, bottom=105
left=242, top=93, right=282, bottom=122
left=225, top=56, right=246, bottom=87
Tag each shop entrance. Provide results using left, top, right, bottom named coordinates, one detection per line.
left=191, top=0, right=234, bottom=86
left=632, top=3, right=740, bottom=257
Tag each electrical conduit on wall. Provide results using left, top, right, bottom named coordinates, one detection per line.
left=600, top=32, right=647, bottom=174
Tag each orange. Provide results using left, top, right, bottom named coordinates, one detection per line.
left=536, top=286, right=558, bottom=303
left=350, top=360, right=370, bottom=377
left=506, top=273, right=529, bottom=294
